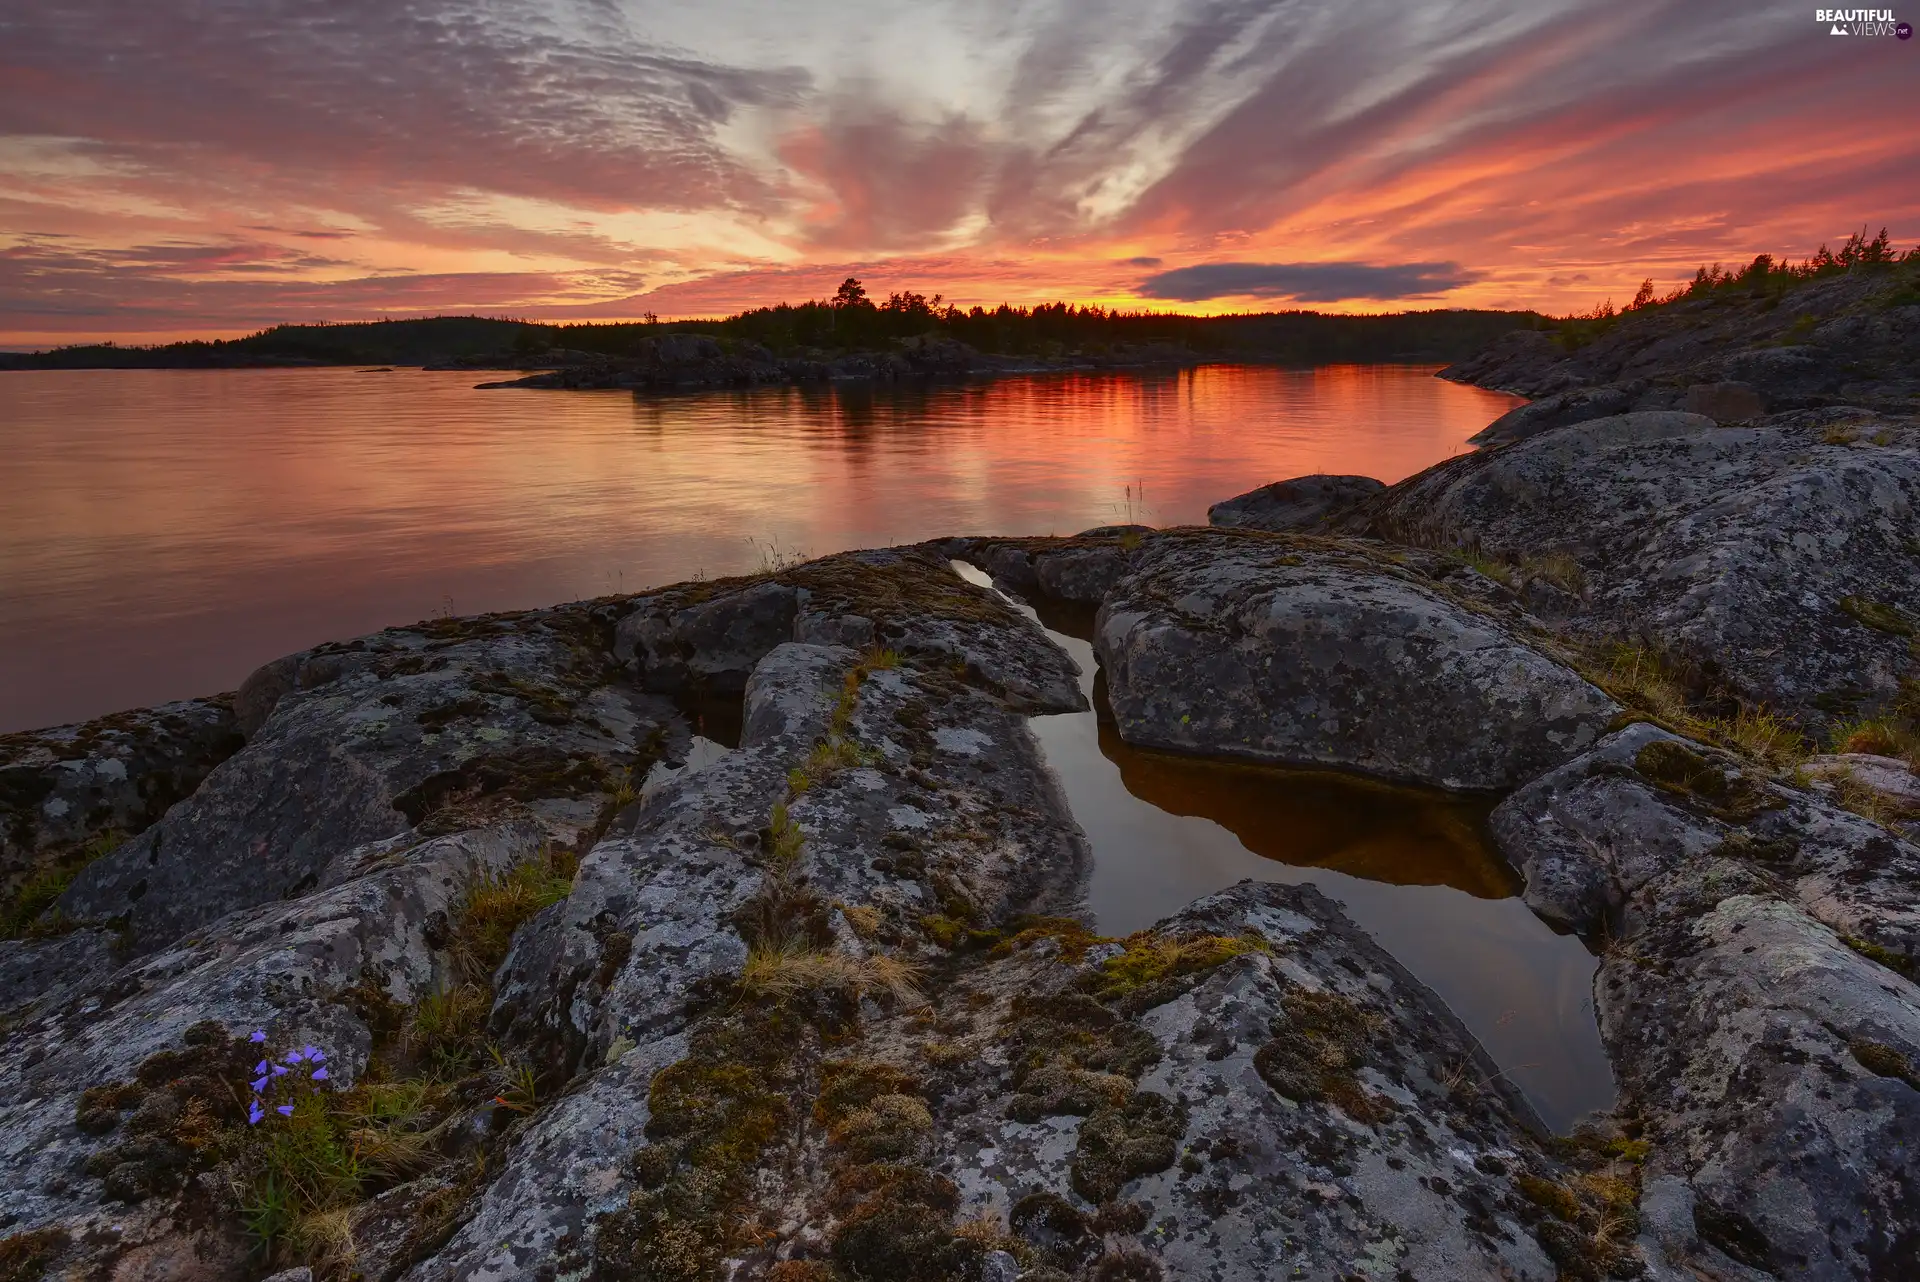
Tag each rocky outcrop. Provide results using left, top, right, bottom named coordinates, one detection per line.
left=59, top=604, right=664, bottom=955
left=1, top=698, right=243, bottom=915
left=1440, top=261, right=1920, bottom=413
left=0, top=548, right=1111, bottom=1281
left=1340, top=406, right=1920, bottom=729
left=1206, top=474, right=1385, bottom=530
left=1491, top=723, right=1920, bottom=1279
left=1094, top=531, right=1618, bottom=790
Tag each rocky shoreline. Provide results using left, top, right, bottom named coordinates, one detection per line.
left=3, top=301, right=1918, bottom=1281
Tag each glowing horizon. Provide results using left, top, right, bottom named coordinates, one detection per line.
left=4, top=0, right=1916, bottom=348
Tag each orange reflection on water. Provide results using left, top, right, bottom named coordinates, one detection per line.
left=0, top=365, right=1519, bottom=731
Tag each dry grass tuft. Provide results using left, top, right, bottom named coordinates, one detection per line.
left=450, top=849, right=577, bottom=983
left=737, top=937, right=925, bottom=1007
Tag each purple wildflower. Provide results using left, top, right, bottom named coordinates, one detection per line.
left=253, top=1060, right=268, bottom=1075
left=285, top=1050, right=304, bottom=1063
left=276, top=1104, right=294, bottom=1117
left=311, top=1067, right=329, bottom=1082
left=309, top=1049, right=326, bottom=1063
left=271, top=1064, right=288, bottom=1077
left=249, top=1030, right=266, bottom=1043
left=251, top=1076, right=269, bottom=1093
left=248, top=1102, right=264, bottom=1125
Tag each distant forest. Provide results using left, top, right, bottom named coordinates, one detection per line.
left=2, top=287, right=1545, bottom=370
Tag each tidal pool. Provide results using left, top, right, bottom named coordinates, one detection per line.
left=953, top=561, right=1615, bottom=1134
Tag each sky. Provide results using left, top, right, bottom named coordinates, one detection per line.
left=2, top=0, right=1917, bottom=345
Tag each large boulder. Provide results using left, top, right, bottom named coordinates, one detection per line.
left=1491, top=723, right=1920, bottom=1279
left=1094, top=531, right=1619, bottom=790
left=1468, top=384, right=1638, bottom=445
left=893, top=881, right=1603, bottom=1280
left=1341, top=407, right=1920, bottom=729
left=1207, top=474, right=1385, bottom=530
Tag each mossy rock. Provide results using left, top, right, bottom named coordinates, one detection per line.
left=1839, top=596, right=1915, bottom=636
left=1632, top=740, right=1775, bottom=821
left=1009, top=1191, right=1096, bottom=1270
left=1070, top=1090, right=1189, bottom=1204
left=827, top=1165, right=979, bottom=1282
left=1849, top=1037, right=1920, bottom=1089
left=0, top=1228, right=68, bottom=1282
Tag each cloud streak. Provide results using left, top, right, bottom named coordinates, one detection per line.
left=1138, top=261, right=1483, bottom=302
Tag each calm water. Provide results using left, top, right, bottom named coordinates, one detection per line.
left=949, top=565, right=1613, bottom=1133
left=0, top=365, right=1516, bottom=732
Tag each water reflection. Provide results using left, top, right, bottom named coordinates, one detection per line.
left=953, top=563, right=1614, bottom=1132
left=1094, top=707, right=1516, bottom=899
left=0, top=365, right=1518, bottom=731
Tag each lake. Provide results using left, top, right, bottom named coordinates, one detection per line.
left=0, top=364, right=1517, bottom=732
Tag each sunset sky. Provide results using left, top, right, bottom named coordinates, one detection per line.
left=2, top=0, right=1916, bottom=345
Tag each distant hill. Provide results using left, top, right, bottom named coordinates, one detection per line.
left=0, top=305, right=1547, bottom=372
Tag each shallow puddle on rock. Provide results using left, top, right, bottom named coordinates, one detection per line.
left=952, top=561, right=1615, bottom=1132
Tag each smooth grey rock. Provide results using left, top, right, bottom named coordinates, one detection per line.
left=979, top=1248, right=1018, bottom=1282
left=1032, top=546, right=1129, bottom=603
left=1492, top=724, right=1920, bottom=1280
left=1682, top=380, right=1767, bottom=422
left=1095, top=532, right=1618, bottom=789
left=617, top=579, right=800, bottom=694
left=1467, top=384, right=1636, bottom=444
left=1342, top=408, right=1920, bottom=728
left=1206, top=473, right=1385, bottom=530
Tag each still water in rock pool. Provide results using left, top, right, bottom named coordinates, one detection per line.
left=948, top=562, right=1616, bottom=1135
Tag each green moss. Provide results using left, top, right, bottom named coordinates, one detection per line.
left=990, top=915, right=1107, bottom=962
left=1839, top=596, right=1915, bottom=636
left=1517, top=1172, right=1582, bottom=1221
left=0, top=1227, right=68, bottom=1282
left=1252, top=987, right=1388, bottom=1122
left=1849, top=1037, right=1920, bottom=1088
left=1708, top=829, right=1800, bottom=866
left=1070, top=1090, right=1188, bottom=1204
left=80, top=1021, right=256, bottom=1204
left=1633, top=740, right=1776, bottom=821
left=1, top=830, right=124, bottom=939
left=449, top=848, right=578, bottom=983
left=1081, top=932, right=1266, bottom=1004
left=1001, top=993, right=1161, bottom=1125
left=1842, top=935, right=1917, bottom=979
left=815, top=1059, right=920, bottom=1127
left=593, top=1008, right=802, bottom=1282
left=828, top=1165, right=983, bottom=1282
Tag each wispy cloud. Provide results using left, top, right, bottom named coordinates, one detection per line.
left=1138, top=260, right=1482, bottom=302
